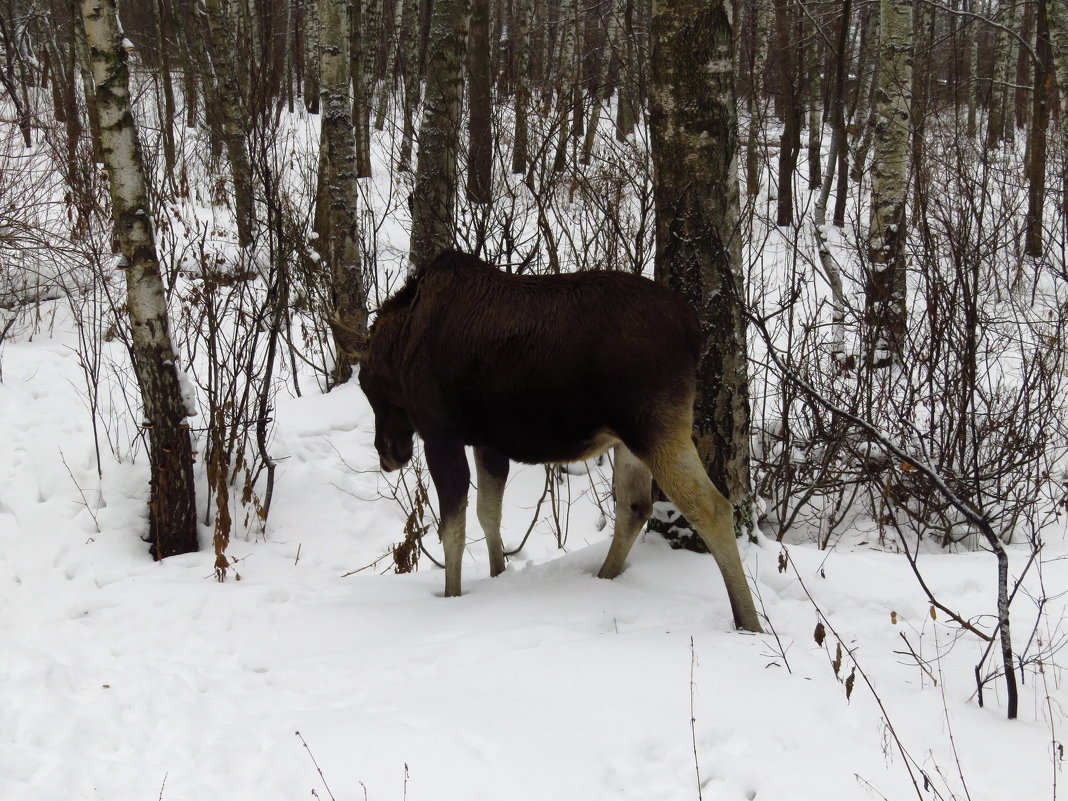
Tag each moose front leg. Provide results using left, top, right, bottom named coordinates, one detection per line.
left=424, top=436, right=470, bottom=597
left=474, top=446, right=509, bottom=577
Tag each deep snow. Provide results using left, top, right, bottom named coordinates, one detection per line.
left=2, top=299, right=1065, bottom=801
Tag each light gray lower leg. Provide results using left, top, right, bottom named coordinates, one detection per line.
left=474, top=447, right=508, bottom=577
left=598, top=445, right=653, bottom=580
left=425, top=437, right=470, bottom=598
left=441, top=494, right=468, bottom=597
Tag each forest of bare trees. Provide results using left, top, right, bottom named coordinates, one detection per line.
left=0, top=0, right=1066, bottom=719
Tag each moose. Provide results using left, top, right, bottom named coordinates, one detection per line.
left=357, top=251, right=762, bottom=632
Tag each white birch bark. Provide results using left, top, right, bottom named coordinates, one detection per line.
left=614, top=0, right=636, bottom=140
left=849, top=4, right=879, bottom=180
left=1023, top=0, right=1051, bottom=258
left=408, top=0, right=471, bottom=268
left=1047, top=0, right=1068, bottom=213
left=648, top=0, right=763, bottom=634
left=204, top=0, right=255, bottom=248
left=373, top=0, right=406, bottom=130
left=551, top=0, right=579, bottom=173
left=318, top=0, right=368, bottom=382
left=648, top=0, right=752, bottom=529
left=581, top=3, right=619, bottom=164
left=985, top=0, right=1017, bottom=147
left=746, top=0, right=770, bottom=195
left=397, top=0, right=420, bottom=171
left=79, top=0, right=198, bottom=559
left=511, top=0, right=532, bottom=174
left=864, top=0, right=912, bottom=365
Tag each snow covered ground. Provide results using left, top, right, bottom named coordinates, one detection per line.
left=2, top=299, right=1065, bottom=801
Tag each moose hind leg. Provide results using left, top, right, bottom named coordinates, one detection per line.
left=598, top=445, right=653, bottom=580
left=647, top=437, right=763, bottom=633
left=474, top=446, right=509, bottom=577
left=425, top=436, right=470, bottom=597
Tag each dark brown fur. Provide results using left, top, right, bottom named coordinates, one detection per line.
left=358, top=251, right=762, bottom=631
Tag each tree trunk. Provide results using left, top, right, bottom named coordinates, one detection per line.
left=552, top=0, right=579, bottom=173
left=204, top=0, right=255, bottom=248
left=864, top=0, right=912, bottom=366
left=318, top=0, right=370, bottom=383
left=236, top=0, right=257, bottom=110
left=170, top=0, right=203, bottom=130
left=848, top=1, right=878, bottom=187
left=397, top=0, right=421, bottom=171
left=351, top=0, right=373, bottom=177
left=305, top=0, right=321, bottom=112
left=910, top=0, right=933, bottom=229
left=73, top=7, right=104, bottom=163
left=374, top=0, right=406, bottom=130
left=46, top=4, right=90, bottom=234
left=0, top=12, right=32, bottom=147
left=745, top=0, right=770, bottom=195
left=79, top=0, right=199, bottom=559
left=773, top=0, right=801, bottom=226
left=293, top=0, right=305, bottom=110
left=1024, top=0, right=1051, bottom=257
left=1015, top=0, right=1033, bottom=132
left=467, top=0, right=493, bottom=202
left=614, top=0, right=637, bottom=140
left=511, top=0, right=531, bottom=173
left=815, top=0, right=853, bottom=365
left=581, top=1, right=619, bottom=164
left=408, top=0, right=471, bottom=267
left=649, top=0, right=753, bottom=530
left=1050, top=0, right=1068, bottom=215
left=153, top=0, right=178, bottom=181
left=964, top=0, right=977, bottom=138
left=806, top=15, right=822, bottom=191
left=986, top=0, right=1020, bottom=148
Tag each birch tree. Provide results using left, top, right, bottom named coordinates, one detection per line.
left=1050, top=0, right=1068, bottom=214
left=78, top=0, right=198, bottom=559
left=580, top=2, right=619, bottom=164
left=864, top=0, right=912, bottom=366
left=349, top=0, right=372, bottom=177
left=373, top=0, right=405, bottom=130
left=396, top=0, right=420, bottom=171
left=318, top=0, right=369, bottom=382
left=204, top=0, right=255, bottom=248
left=1024, top=0, right=1051, bottom=257
left=986, top=0, right=1020, bottom=148
left=511, top=0, right=532, bottom=174
left=0, top=10, right=33, bottom=147
left=772, top=0, right=802, bottom=225
left=467, top=0, right=493, bottom=203
left=552, top=0, right=580, bottom=173
left=304, top=0, right=321, bottom=112
left=408, top=0, right=470, bottom=268
left=815, top=0, right=854, bottom=365
left=745, top=0, right=771, bottom=195
left=649, top=0, right=753, bottom=533
left=152, top=0, right=177, bottom=180
left=614, top=0, right=637, bottom=140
